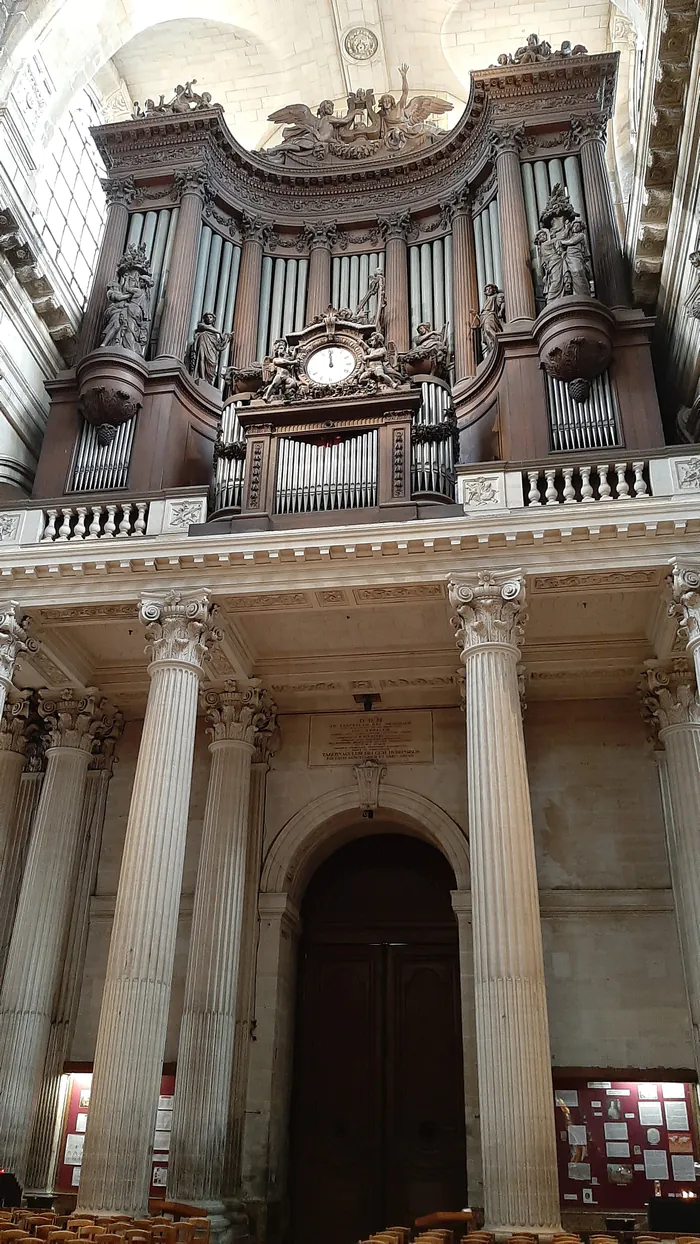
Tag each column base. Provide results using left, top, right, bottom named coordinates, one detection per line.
left=195, top=1200, right=250, bottom=1244
left=489, top=1227, right=562, bottom=1240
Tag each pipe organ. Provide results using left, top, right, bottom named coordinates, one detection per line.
left=32, top=40, right=665, bottom=530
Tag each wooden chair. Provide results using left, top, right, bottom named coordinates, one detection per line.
left=119, top=1231, right=151, bottom=1244
left=169, top=1226, right=195, bottom=1244
left=76, top=1229, right=107, bottom=1240
left=149, top=1226, right=175, bottom=1244
left=183, top=1224, right=209, bottom=1244
left=676, top=1237, right=700, bottom=1244
left=0, top=1233, right=32, bottom=1243
left=47, top=1235, right=80, bottom=1244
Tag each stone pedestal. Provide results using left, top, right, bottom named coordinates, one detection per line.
left=77, top=592, right=219, bottom=1216
left=25, top=754, right=118, bottom=1195
left=380, top=213, right=411, bottom=352
left=448, top=570, right=559, bottom=1232
left=573, top=116, right=629, bottom=308
left=305, top=225, right=335, bottom=323
left=450, top=192, right=480, bottom=380
left=642, top=660, right=700, bottom=1073
left=157, top=170, right=210, bottom=363
left=233, top=218, right=270, bottom=367
left=0, top=690, right=115, bottom=1182
left=168, top=683, right=276, bottom=1206
left=76, top=178, right=134, bottom=358
left=0, top=605, right=35, bottom=724
left=492, top=129, right=536, bottom=323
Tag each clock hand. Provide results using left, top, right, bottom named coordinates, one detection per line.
left=328, top=349, right=334, bottom=369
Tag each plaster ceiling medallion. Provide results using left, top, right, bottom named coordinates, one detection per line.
left=343, top=27, right=379, bottom=61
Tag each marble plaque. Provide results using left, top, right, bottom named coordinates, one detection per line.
left=309, top=711, right=433, bottom=765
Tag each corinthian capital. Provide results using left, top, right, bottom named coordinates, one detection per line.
left=378, top=211, right=412, bottom=240
left=173, top=166, right=214, bottom=201
left=101, top=176, right=136, bottom=208
left=570, top=112, right=608, bottom=145
left=640, top=660, right=700, bottom=739
left=489, top=125, right=525, bottom=158
left=303, top=221, right=338, bottom=249
left=670, top=562, right=700, bottom=654
left=38, top=688, right=120, bottom=753
left=241, top=212, right=276, bottom=245
left=0, top=690, right=33, bottom=755
left=203, top=679, right=277, bottom=748
left=0, top=604, right=37, bottom=690
left=448, top=570, right=527, bottom=657
left=141, top=591, right=221, bottom=672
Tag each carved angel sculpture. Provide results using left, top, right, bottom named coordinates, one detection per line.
left=378, top=65, right=453, bottom=153
left=266, top=100, right=349, bottom=158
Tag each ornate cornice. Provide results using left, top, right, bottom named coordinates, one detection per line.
left=37, top=688, right=119, bottom=754
left=0, top=604, right=37, bottom=690
left=670, top=562, right=700, bottom=654
left=202, top=679, right=277, bottom=748
left=640, top=659, right=700, bottom=739
left=0, top=689, right=33, bottom=755
left=448, top=570, right=527, bottom=657
left=140, top=591, right=222, bottom=671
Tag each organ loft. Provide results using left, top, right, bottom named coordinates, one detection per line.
left=2, top=18, right=700, bottom=1244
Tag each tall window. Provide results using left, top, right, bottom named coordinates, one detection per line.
left=34, top=90, right=106, bottom=307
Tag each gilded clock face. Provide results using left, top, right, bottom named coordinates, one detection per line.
left=306, top=345, right=356, bottom=385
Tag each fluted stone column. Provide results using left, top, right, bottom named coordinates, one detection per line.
left=25, top=738, right=121, bottom=1195
left=0, top=604, right=35, bottom=723
left=641, top=660, right=700, bottom=1073
left=157, top=168, right=209, bottom=362
left=672, top=562, right=700, bottom=690
left=168, top=682, right=277, bottom=1210
left=0, top=691, right=34, bottom=982
left=304, top=223, right=336, bottom=322
left=448, top=570, right=559, bottom=1232
left=492, top=128, right=536, bottom=323
left=450, top=890, right=483, bottom=1209
left=77, top=177, right=134, bottom=358
left=233, top=215, right=272, bottom=367
left=0, top=690, right=116, bottom=1182
left=572, top=114, right=629, bottom=308
left=77, top=592, right=219, bottom=1216
left=379, top=212, right=411, bottom=352
left=449, top=189, right=480, bottom=380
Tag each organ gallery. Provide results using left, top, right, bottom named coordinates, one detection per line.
left=1, top=12, right=700, bottom=1244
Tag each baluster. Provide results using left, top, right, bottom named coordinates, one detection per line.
left=527, top=470, right=542, bottom=505
left=87, top=506, right=103, bottom=538
left=117, top=503, right=133, bottom=537
left=545, top=468, right=558, bottom=505
left=632, top=461, right=649, bottom=496
left=562, top=467, right=576, bottom=503
left=57, top=507, right=73, bottom=539
left=580, top=466, right=594, bottom=502
left=133, top=502, right=148, bottom=535
left=597, top=464, right=612, bottom=500
left=42, top=508, right=58, bottom=541
left=615, top=463, right=630, bottom=499
left=104, top=504, right=118, bottom=537
left=74, top=506, right=88, bottom=539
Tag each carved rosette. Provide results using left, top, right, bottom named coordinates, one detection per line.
left=173, top=166, right=214, bottom=201
left=0, top=605, right=37, bottom=689
left=101, top=176, right=136, bottom=208
left=0, top=690, right=33, bottom=755
left=670, top=564, right=700, bottom=654
left=448, top=570, right=527, bottom=658
left=37, top=688, right=119, bottom=753
left=353, top=758, right=386, bottom=811
left=141, top=591, right=221, bottom=672
left=303, top=222, right=338, bottom=249
left=378, top=211, right=412, bottom=240
left=640, top=660, right=700, bottom=740
left=202, top=679, right=276, bottom=748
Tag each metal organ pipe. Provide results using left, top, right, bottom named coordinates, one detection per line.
left=127, top=213, right=144, bottom=248
left=148, top=208, right=179, bottom=357
left=257, top=256, right=273, bottom=360
left=534, top=161, right=550, bottom=216
left=268, top=258, right=286, bottom=349
left=432, top=237, right=445, bottom=330
left=282, top=258, right=297, bottom=336
left=420, top=243, right=433, bottom=325
left=481, top=209, right=494, bottom=287
left=188, top=225, right=212, bottom=342
left=349, top=254, right=360, bottom=314
left=409, top=247, right=422, bottom=339
left=202, top=231, right=223, bottom=314
left=473, top=213, right=487, bottom=309
left=295, top=259, right=308, bottom=330
left=141, top=211, right=158, bottom=259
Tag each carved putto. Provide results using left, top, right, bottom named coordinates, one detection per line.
left=535, top=184, right=593, bottom=302
left=264, top=65, right=453, bottom=164
left=100, top=243, right=154, bottom=354
left=132, top=81, right=216, bottom=118
left=496, top=34, right=588, bottom=65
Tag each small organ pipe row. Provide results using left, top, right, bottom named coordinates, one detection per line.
left=213, top=402, right=247, bottom=512
left=257, top=256, right=309, bottom=359
left=546, top=370, right=620, bottom=452
left=408, top=238, right=454, bottom=349
left=412, top=378, right=456, bottom=500
left=274, top=430, right=379, bottom=514
left=69, top=418, right=136, bottom=493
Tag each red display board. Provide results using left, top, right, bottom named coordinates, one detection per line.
left=56, top=1071, right=176, bottom=1197
left=554, top=1079, right=698, bottom=1211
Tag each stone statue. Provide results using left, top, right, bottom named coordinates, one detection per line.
left=358, top=331, right=406, bottom=390
left=133, top=81, right=215, bottom=118
left=264, top=66, right=453, bottom=164
left=188, top=313, right=232, bottom=385
left=263, top=339, right=303, bottom=402
left=399, top=321, right=451, bottom=378
left=355, top=269, right=387, bottom=334
left=100, top=243, right=154, bottom=354
left=478, top=284, right=505, bottom=356
left=535, top=184, right=594, bottom=302
left=496, top=35, right=587, bottom=65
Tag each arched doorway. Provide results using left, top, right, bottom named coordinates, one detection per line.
left=288, top=833, right=468, bottom=1244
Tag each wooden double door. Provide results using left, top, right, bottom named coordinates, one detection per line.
left=289, top=835, right=467, bottom=1244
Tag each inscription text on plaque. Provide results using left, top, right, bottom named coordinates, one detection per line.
left=309, top=711, right=433, bottom=766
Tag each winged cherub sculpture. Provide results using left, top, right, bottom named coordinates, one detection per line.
left=264, top=66, right=453, bottom=163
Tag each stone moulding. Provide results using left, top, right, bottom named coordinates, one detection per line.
left=0, top=206, right=77, bottom=360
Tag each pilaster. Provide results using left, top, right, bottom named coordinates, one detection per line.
left=491, top=128, right=535, bottom=323
left=233, top=215, right=274, bottom=367
left=304, top=223, right=336, bottom=322
left=448, top=189, right=480, bottom=379
left=379, top=212, right=411, bottom=352
left=157, top=168, right=211, bottom=362
left=571, top=114, right=629, bottom=307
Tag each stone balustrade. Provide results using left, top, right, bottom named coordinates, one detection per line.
left=0, top=489, right=208, bottom=545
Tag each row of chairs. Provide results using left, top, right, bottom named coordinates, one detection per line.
left=357, top=1232, right=700, bottom=1244
left=0, top=1210, right=209, bottom=1244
